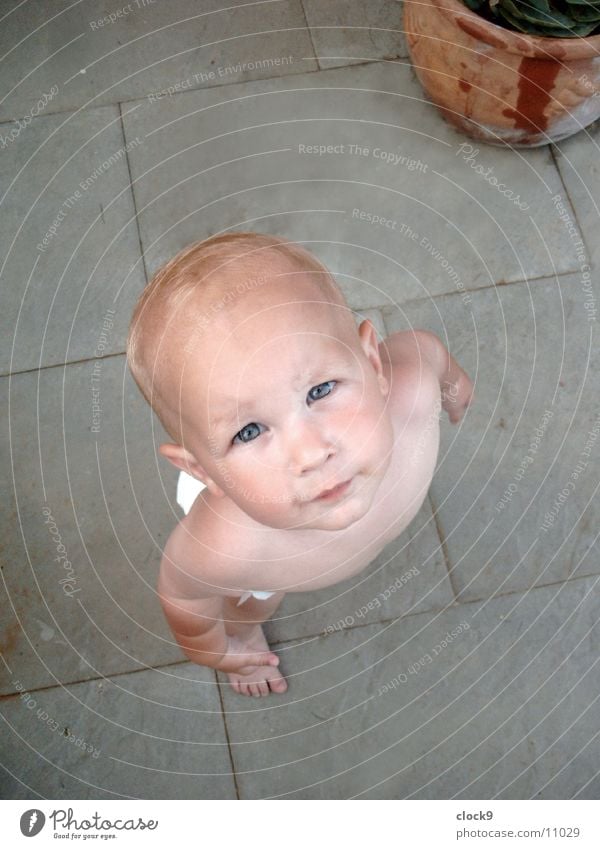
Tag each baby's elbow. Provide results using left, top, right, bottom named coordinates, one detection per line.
left=414, top=330, right=446, bottom=381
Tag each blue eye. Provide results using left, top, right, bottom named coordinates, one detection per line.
left=233, top=422, right=263, bottom=444
left=307, top=381, right=336, bottom=402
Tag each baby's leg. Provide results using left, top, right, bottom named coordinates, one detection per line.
left=222, top=593, right=287, bottom=697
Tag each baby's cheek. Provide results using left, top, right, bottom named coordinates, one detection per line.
left=354, top=409, right=394, bottom=469
left=349, top=405, right=389, bottom=445
left=230, top=463, right=287, bottom=503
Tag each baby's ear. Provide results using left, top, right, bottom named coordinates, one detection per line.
left=158, top=442, right=208, bottom=480
left=159, top=442, right=197, bottom=473
left=158, top=443, right=225, bottom=498
left=358, top=318, right=379, bottom=354
left=358, top=319, right=389, bottom=396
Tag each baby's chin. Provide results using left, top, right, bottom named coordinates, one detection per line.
left=287, top=491, right=376, bottom=532
left=299, top=509, right=368, bottom=532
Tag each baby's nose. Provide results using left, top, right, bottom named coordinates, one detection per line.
left=287, top=420, right=335, bottom=475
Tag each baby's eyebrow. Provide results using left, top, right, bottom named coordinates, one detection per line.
left=210, top=401, right=254, bottom=429
left=210, top=360, right=348, bottom=429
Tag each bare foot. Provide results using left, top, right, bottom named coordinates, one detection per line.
left=227, top=625, right=288, bottom=697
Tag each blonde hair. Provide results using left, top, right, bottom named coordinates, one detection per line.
left=126, top=232, right=347, bottom=440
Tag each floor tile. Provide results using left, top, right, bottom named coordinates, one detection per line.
left=0, top=357, right=184, bottom=695
left=301, top=0, right=408, bottom=69
left=384, top=274, right=600, bottom=602
left=0, top=107, right=145, bottom=374
left=264, top=497, right=454, bottom=645
left=220, top=576, right=600, bottom=799
left=0, top=0, right=317, bottom=121
left=554, top=122, right=600, bottom=273
left=121, top=61, right=577, bottom=312
left=0, top=662, right=234, bottom=799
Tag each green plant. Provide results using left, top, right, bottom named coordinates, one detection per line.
left=462, top=0, right=600, bottom=36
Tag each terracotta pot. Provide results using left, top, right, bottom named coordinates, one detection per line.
left=404, top=0, right=600, bottom=146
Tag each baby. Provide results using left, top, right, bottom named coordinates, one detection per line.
left=127, top=232, right=474, bottom=697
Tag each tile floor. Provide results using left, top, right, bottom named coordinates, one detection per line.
left=1, top=0, right=599, bottom=799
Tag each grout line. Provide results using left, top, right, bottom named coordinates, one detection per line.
left=215, top=671, right=241, bottom=800
left=264, top=568, right=600, bottom=644
left=0, top=264, right=585, bottom=381
left=0, top=56, right=405, bottom=127
left=2, top=568, right=597, bottom=701
left=550, top=143, right=593, bottom=268
left=0, top=655, right=208, bottom=701
left=0, top=58, right=347, bottom=127
left=427, top=491, right=460, bottom=601
left=372, top=266, right=588, bottom=324
left=118, top=102, right=149, bottom=286
left=298, top=0, right=320, bottom=71
left=0, top=350, right=125, bottom=380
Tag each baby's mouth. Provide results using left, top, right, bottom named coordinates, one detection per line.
left=312, top=478, right=353, bottom=502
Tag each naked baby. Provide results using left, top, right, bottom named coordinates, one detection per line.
left=126, top=232, right=474, bottom=697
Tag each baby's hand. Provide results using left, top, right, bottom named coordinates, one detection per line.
left=217, top=633, right=280, bottom=675
left=441, top=369, right=474, bottom=424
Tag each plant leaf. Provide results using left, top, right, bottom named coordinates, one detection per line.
left=500, top=0, right=576, bottom=29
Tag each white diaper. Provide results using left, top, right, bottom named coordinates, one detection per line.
left=176, top=470, right=276, bottom=607
left=176, top=469, right=207, bottom=514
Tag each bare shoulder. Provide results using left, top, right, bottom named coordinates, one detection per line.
left=158, top=500, right=255, bottom=601
left=380, top=329, right=443, bottom=374
left=379, top=330, right=442, bottom=420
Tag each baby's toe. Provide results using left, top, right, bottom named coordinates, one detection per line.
left=256, top=679, right=270, bottom=697
left=268, top=672, right=288, bottom=694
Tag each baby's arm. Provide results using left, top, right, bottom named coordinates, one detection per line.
left=438, top=344, right=474, bottom=425
left=157, top=568, right=279, bottom=674
left=415, top=330, right=474, bottom=424
left=385, top=329, right=473, bottom=423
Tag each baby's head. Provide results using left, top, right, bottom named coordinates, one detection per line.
left=127, top=232, right=393, bottom=531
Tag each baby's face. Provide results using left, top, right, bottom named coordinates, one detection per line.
left=178, top=287, right=394, bottom=531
